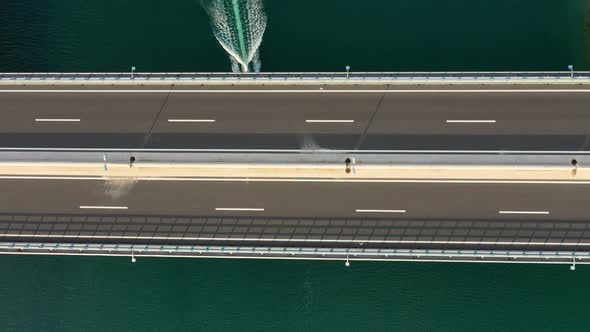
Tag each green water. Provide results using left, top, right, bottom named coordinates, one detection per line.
left=1, top=0, right=589, bottom=72
left=2, top=256, right=589, bottom=330
left=2, top=0, right=590, bottom=330
left=230, top=0, right=249, bottom=64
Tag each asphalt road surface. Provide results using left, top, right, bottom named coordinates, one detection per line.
left=2, top=86, right=590, bottom=150
left=1, top=178, right=589, bottom=251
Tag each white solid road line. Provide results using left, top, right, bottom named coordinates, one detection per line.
left=356, top=209, right=406, bottom=213
left=35, top=118, right=80, bottom=122
left=305, top=119, right=355, bottom=123
left=0, top=147, right=589, bottom=154
left=3, top=176, right=590, bottom=185
left=79, top=205, right=129, bottom=210
left=3, top=89, right=590, bottom=93
left=215, top=208, right=265, bottom=212
left=167, top=119, right=216, bottom=123
left=446, top=120, right=496, bottom=123
left=498, top=210, right=550, bottom=215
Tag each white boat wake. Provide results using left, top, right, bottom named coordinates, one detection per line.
left=202, top=0, right=267, bottom=72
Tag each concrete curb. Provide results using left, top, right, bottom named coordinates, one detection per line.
left=0, top=162, right=587, bottom=181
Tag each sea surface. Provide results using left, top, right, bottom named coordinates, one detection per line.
left=1, top=0, right=590, bottom=330
left=1, top=0, right=589, bottom=72
left=2, top=255, right=590, bottom=331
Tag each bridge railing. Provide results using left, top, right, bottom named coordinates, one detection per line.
left=0, top=71, right=589, bottom=81
left=1, top=242, right=587, bottom=264
left=1, top=150, right=590, bottom=165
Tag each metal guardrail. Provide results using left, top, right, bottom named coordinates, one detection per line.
left=1, top=150, right=589, bottom=166
left=1, top=242, right=587, bottom=264
left=3, top=148, right=590, bottom=155
left=0, top=71, right=589, bottom=81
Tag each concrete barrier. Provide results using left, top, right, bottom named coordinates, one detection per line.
left=0, top=151, right=588, bottom=181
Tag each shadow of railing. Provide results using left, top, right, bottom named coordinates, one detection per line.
left=0, top=212, right=588, bottom=251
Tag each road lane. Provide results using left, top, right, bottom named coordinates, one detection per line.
left=0, top=179, right=588, bottom=220
left=1, top=89, right=590, bottom=150
left=0, top=92, right=166, bottom=133
left=0, top=179, right=589, bottom=249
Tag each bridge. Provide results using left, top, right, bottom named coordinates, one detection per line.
left=1, top=72, right=590, bottom=266
left=1, top=71, right=588, bottom=81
